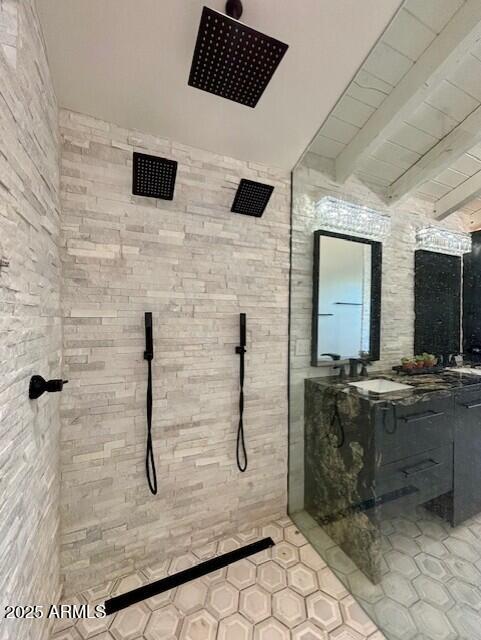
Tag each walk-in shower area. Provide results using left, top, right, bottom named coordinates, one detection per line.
left=6, top=1, right=481, bottom=639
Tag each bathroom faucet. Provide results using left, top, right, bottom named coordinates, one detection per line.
left=321, top=353, right=345, bottom=379
left=333, top=363, right=347, bottom=379
left=349, top=357, right=372, bottom=378
left=439, top=353, right=458, bottom=367
left=349, top=358, right=360, bottom=377
left=360, top=359, right=372, bottom=377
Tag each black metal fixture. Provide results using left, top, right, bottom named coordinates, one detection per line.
left=132, top=152, right=178, bottom=200
left=104, top=536, right=274, bottom=615
left=235, top=313, right=248, bottom=471
left=349, top=357, right=372, bottom=378
left=29, top=375, right=68, bottom=400
left=226, top=0, right=243, bottom=19
left=231, top=179, right=274, bottom=217
left=144, top=312, right=158, bottom=495
left=188, top=4, right=289, bottom=108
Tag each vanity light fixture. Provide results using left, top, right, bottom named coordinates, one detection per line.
left=416, top=227, right=472, bottom=256
left=315, top=197, right=390, bottom=241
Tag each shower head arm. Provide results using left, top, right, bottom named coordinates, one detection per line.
left=226, top=0, right=243, bottom=19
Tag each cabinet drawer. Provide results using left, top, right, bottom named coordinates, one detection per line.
left=376, top=444, right=453, bottom=509
left=377, top=396, right=454, bottom=466
left=452, top=387, right=481, bottom=525
left=456, top=387, right=481, bottom=411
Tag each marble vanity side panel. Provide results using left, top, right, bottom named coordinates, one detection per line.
left=289, top=165, right=467, bottom=511
left=304, top=380, right=382, bottom=582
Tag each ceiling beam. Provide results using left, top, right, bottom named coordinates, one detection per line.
left=467, top=210, right=481, bottom=230
left=335, top=0, right=481, bottom=184
left=434, top=169, right=481, bottom=220
left=389, top=104, right=481, bottom=204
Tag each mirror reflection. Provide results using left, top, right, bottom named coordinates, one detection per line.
left=311, top=230, right=381, bottom=365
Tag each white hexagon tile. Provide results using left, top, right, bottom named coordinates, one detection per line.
left=51, top=506, right=481, bottom=639
left=292, top=504, right=481, bottom=640
left=50, top=517, right=384, bottom=640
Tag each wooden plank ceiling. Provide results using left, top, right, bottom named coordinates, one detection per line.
left=305, top=0, right=481, bottom=230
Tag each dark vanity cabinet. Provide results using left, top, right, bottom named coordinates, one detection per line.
left=374, top=395, right=454, bottom=514
left=376, top=395, right=454, bottom=465
left=305, top=376, right=481, bottom=583
left=370, top=387, right=481, bottom=526
left=453, top=385, right=481, bottom=525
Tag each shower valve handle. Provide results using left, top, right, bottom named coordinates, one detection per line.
left=29, top=375, right=68, bottom=400
left=144, top=312, right=154, bottom=362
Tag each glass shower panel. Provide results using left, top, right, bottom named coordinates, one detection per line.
left=288, top=157, right=479, bottom=640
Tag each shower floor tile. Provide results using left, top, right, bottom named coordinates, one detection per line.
left=50, top=517, right=384, bottom=640
left=293, top=507, right=481, bottom=640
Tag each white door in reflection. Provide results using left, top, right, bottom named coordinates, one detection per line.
left=317, top=236, right=371, bottom=360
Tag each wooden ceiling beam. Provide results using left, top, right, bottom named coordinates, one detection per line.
left=335, top=0, right=481, bottom=184
left=435, top=167, right=481, bottom=220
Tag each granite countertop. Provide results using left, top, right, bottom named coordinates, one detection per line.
left=307, top=366, right=481, bottom=404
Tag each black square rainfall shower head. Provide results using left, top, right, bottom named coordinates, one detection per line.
left=188, top=6, right=289, bottom=108
left=231, top=179, right=274, bottom=217
left=132, top=152, right=178, bottom=200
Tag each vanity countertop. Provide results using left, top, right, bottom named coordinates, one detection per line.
left=307, top=367, right=481, bottom=405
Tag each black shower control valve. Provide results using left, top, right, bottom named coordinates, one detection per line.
left=226, top=0, right=243, bottom=19
left=29, top=375, right=69, bottom=400
left=236, top=312, right=248, bottom=472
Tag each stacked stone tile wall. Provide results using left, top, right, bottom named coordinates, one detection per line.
left=0, top=1, right=61, bottom=639
left=288, top=163, right=467, bottom=511
left=0, top=0, right=17, bottom=66
left=59, top=109, right=290, bottom=594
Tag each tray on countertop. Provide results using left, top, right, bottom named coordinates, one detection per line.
left=392, top=365, right=445, bottom=376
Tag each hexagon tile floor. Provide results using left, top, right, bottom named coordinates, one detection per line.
left=292, top=506, right=481, bottom=640
left=50, top=516, right=384, bottom=640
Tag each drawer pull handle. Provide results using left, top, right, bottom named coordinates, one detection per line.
left=401, top=410, right=444, bottom=424
left=400, top=458, right=440, bottom=477
left=463, top=400, right=481, bottom=409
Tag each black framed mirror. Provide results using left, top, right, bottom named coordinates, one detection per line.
left=311, top=230, right=382, bottom=366
left=415, top=250, right=461, bottom=358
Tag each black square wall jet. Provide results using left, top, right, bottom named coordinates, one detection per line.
left=188, top=7, right=289, bottom=108
left=231, top=179, right=274, bottom=217
left=132, top=152, right=178, bottom=200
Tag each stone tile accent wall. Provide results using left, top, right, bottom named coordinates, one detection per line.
left=288, top=165, right=467, bottom=512
left=0, top=2, right=61, bottom=640
left=0, top=0, right=17, bottom=67
left=59, top=109, right=290, bottom=594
